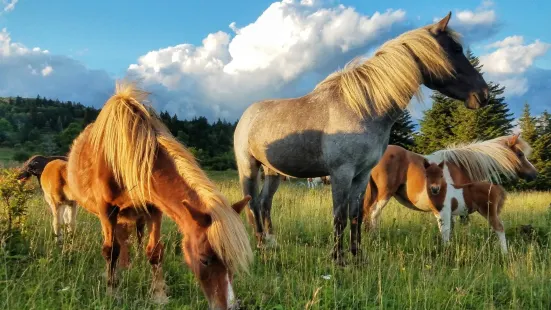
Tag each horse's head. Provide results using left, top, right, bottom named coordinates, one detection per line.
left=506, top=133, right=538, bottom=181
left=16, top=155, right=49, bottom=182
left=424, top=160, right=446, bottom=195
left=181, top=195, right=252, bottom=310
left=422, top=12, right=489, bottom=109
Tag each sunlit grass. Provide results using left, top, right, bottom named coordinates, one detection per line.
left=2, top=172, right=551, bottom=309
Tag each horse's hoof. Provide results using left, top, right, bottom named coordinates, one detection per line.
left=263, top=234, right=278, bottom=248
left=151, top=291, right=170, bottom=305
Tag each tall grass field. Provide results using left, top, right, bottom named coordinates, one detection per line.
left=2, top=171, right=551, bottom=309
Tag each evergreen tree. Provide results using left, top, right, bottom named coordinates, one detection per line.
left=390, top=110, right=416, bottom=150
left=518, top=103, right=537, bottom=145
left=414, top=92, right=457, bottom=153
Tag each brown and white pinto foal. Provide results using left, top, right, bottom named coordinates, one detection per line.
left=364, top=134, right=536, bottom=248
left=425, top=163, right=508, bottom=253
left=17, top=155, right=77, bottom=244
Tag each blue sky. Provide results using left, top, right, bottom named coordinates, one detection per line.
left=0, top=0, right=550, bottom=122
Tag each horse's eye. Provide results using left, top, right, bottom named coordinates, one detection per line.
left=517, top=151, right=524, bottom=157
left=200, top=256, right=213, bottom=266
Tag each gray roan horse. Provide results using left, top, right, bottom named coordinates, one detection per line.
left=233, top=12, right=490, bottom=264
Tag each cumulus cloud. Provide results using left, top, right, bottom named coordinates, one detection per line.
left=479, top=35, right=551, bottom=113
left=434, top=2, right=500, bottom=43
left=480, top=36, right=550, bottom=75
left=2, top=0, right=18, bottom=13
left=0, top=28, right=113, bottom=106
left=128, top=0, right=410, bottom=120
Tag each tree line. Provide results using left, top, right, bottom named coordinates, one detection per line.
left=0, top=50, right=549, bottom=190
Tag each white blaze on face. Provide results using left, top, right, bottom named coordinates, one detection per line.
left=226, top=274, right=235, bottom=308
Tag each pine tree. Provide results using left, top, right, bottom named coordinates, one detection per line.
left=519, top=103, right=537, bottom=145
left=390, top=110, right=416, bottom=150
left=413, top=92, right=457, bottom=153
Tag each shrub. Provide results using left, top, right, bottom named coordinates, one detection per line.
left=0, top=168, right=36, bottom=258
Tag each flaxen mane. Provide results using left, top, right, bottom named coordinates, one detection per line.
left=315, top=27, right=459, bottom=118
left=427, top=135, right=532, bottom=183
left=88, top=80, right=252, bottom=274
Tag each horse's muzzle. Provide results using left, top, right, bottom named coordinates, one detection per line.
left=430, top=186, right=440, bottom=195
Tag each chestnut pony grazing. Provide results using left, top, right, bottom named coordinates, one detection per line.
left=67, top=81, right=253, bottom=309
left=364, top=134, right=536, bottom=246
left=234, top=12, right=489, bottom=264
left=424, top=163, right=509, bottom=253
left=17, top=156, right=77, bottom=244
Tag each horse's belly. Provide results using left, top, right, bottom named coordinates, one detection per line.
left=250, top=132, right=328, bottom=177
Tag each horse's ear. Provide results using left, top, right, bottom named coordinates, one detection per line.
left=423, top=159, right=431, bottom=169
left=231, top=195, right=251, bottom=214
left=431, top=11, right=452, bottom=34
left=182, top=199, right=212, bottom=226
left=508, top=133, right=520, bottom=146
left=438, top=161, right=445, bottom=169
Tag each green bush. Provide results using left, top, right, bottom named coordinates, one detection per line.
left=0, top=168, right=36, bottom=258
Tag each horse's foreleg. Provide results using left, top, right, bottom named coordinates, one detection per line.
left=136, top=216, right=146, bottom=248
left=330, top=170, right=353, bottom=266
left=436, top=203, right=452, bottom=245
left=349, top=170, right=371, bottom=257
left=145, top=209, right=168, bottom=304
left=98, top=204, right=120, bottom=292
left=259, top=171, right=281, bottom=247
left=115, top=223, right=131, bottom=269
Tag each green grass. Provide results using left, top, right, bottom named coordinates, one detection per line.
left=3, top=172, right=551, bottom=309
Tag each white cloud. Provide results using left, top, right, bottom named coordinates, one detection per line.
left=479, top=35, right=551, bottom=113
left=498, top=77, right=528, bottom=96
left=434, top=2, right=500, bottom=43
left=485, top=35, right=524, bottom=49
left=0, top=28, right=113, bottom=106
left=480, top=36, right=550, bottom=75
left=456, top=9, right=496, bottom=26
left=2, top=0, right=18, bottom=12
left=128, top=1, right=408, bottom=120
left=41, top=65, right=53, bottom=76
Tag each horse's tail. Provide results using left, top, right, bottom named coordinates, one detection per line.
left=89, top=80, right=167, bottom=208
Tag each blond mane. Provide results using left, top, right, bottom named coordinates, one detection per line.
left=88, top=80, right=252, bottom=274
left=314, top=26, right=458, bottom=118
left=426, top=135, right=533, bottom=183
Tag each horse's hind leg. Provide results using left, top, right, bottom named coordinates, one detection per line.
left=478, top=196, right=507, bottom=254
left=64, top=201, right=78, bottom=234
left=259, top=169, right=281, bottom=247
left=145, top=209, right=168, bottom=304
left=47, top=197, right=65, bottom=244
left=236, top=153, right=263, bottom=247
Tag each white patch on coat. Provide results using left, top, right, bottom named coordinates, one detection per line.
left=226, top=274, right=235, bottom=308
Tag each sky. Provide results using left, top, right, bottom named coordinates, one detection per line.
left=0, top=0, right=550, bottom=123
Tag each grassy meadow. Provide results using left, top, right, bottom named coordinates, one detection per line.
left=2, top=170, right=551, bottom=309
